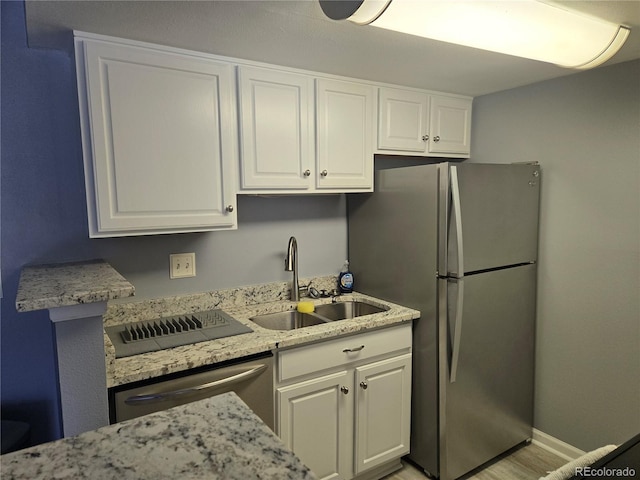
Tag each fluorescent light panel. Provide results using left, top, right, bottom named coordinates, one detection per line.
left=335, top=0, right=630, bottom=69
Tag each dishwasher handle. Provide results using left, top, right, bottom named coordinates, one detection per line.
left=124, top=364, right=267, bottom=406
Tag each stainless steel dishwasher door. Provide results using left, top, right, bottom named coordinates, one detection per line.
left=111, top=353, right=274, bottom=429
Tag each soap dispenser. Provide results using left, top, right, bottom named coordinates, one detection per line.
left=338, top=260, right=354, bottom=293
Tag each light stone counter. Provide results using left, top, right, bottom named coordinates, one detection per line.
left=104, top=277, right=420, bottom=388
left=0, top=392, right=316, bottom=480
left=16, top=259, right=135, bottom=312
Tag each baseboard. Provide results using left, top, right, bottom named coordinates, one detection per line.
left=532, top=428, right=586, bottom=462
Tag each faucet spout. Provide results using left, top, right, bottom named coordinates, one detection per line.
left=285, top=236, right=299, bottom=301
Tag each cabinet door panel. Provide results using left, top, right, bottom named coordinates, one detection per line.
left=428, top=95, right=472, bottom=156
left=316, top=79, right=373, bottom=190
left=238, top=66, right=313, bottom=189
left=79, top=40, right=237, bottom=236
left=355, top=354, right=412, bottom=475
left=378, top=88, right=428, bottom=152
left=278, top=371, right=352, bottom=480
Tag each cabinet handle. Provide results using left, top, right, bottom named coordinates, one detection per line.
left=359, top=381, right=368, bottom=390
left=341, top=386, right=349, bottom=395
left=434, top=135, right=441, bottom=142
left=320, top=170, right=328, bottom=177
left=303, top=169, right=311, bottom=177
left=422, top=134, right=429, bottom=142
left=342, top=345, right=365, bottom=353
left=226, top=205, right=234, bottom=213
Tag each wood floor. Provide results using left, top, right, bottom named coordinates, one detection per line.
left=384, top=443, right=568, bottom=480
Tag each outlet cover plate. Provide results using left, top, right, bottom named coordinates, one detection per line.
left=170, top=253, right=196, bottom=279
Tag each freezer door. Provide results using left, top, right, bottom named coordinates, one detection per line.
left=440, top=264, right=536, bottom=480
left=447, top=164, right=540, bottom=276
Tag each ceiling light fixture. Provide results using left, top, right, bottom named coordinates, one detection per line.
left=319, top=0, right=630, bottom=69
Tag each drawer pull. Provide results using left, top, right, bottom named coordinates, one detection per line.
left=343, top=345, right=365, bottom=353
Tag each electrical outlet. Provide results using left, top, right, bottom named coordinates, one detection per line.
left=170, top=253, right=196, bottom=279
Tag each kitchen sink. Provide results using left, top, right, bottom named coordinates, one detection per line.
left=250, top=301, right=389, bottom=330
left=249, top=310, right=328, bottom=330
left=314, top=301, right=389, bottom=321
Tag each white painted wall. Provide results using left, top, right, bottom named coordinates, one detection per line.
left=470, top=60, right=640, bottom=450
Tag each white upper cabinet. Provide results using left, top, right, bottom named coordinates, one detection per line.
left=316, top=79, right=374, bottom=192
left=428, top=94, right=472, bottom=156
left=377, top=87, right=472, bottom=158
left=75, top=32, right=474, bottom=230
left=237, top=66, right=314, bottom=190
left=237, top=74, right=374, bottom=194
left=75, top=35, right=238, bottom=237
left=378, top=88, right=429, bottom=152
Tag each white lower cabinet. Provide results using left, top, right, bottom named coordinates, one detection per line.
left=279, top=371, right=351, bottom=479
left=354, top=354, right=412, bottom=475
left=276, top=324, right=412, bottom=480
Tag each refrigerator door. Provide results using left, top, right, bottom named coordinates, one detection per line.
left=348, top=163, right=440, bottom=476
left=440, top=264, right=536, bottom=480
left=447, top=164, right=540, bottom=276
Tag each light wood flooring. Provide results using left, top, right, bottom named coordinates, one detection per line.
left=384, top=443, right=568, bottom=480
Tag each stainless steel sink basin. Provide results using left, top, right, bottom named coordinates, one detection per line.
left=314, top=301, right=389, bottom=321
left=249, top=310, right=327, bottom=330
left=250, top=301, right=389, bottom=331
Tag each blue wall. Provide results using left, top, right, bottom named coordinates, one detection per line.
left=1, top=2, right=348, bottom=444
left=2, top=1, right=78, bottom=443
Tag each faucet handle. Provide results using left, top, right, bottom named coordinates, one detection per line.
left=298, top=284, right=310, bottom=297
left=308, top=286, right=321, bottom=299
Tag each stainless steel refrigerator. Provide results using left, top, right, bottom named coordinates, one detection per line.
left=347, top=162, right=540, bottom=480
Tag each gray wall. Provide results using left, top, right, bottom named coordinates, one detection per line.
left=470, top=59, right=640, bottom=450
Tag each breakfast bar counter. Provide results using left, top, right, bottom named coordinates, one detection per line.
left=15, top=259, right=135, bottom=312
left=0, top=392, right=316, bottom=480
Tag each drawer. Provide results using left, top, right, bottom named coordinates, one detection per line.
left=278, top=323, right=412, bottom=383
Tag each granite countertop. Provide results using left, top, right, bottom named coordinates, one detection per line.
left=0, top=392, right=315, bottom=480
left=104, top=277, right=420, bottom=388
left=16, top=259, right=135, bottom=312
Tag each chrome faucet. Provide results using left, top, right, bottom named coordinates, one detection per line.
left=285, top=236, right=300, bottom=301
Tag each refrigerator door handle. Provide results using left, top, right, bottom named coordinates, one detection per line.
left=450, top=278, right=464, bottom=383
left=450, top=166, right=465, bottom=277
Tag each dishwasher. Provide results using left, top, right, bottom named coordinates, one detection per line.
left=109, top=352, right=274, bottom=429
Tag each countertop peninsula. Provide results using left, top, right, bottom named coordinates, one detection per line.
left=0, top=392, right=316, bottom=480
left=16, top=259, right=135, bottom=312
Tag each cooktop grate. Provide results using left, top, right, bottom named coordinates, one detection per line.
left=105, top=309, right=253, bottom=358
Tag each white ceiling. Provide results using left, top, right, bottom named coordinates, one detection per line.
left=25, top=0, right=640, bottom=97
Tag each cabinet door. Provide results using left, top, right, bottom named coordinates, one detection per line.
left=77, top=39, right=237, bottom=236
left=378, top=88, right=429, bottom=152
left=237, top=66, right=314, bottom=190
left=278, top=371, right=353, bottom=480
left=354, top=354, right=412, bottom=475
left=428, top=95, right=472, bottom=156
left=316, top=79, right=374, bottom=191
